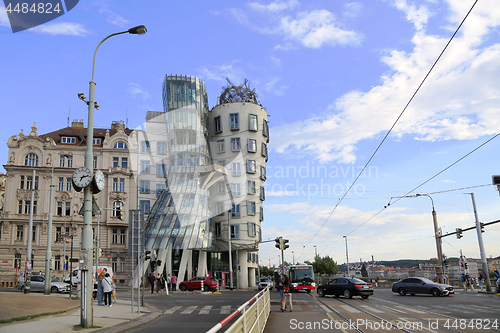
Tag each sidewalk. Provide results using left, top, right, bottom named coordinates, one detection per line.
left=0, top=292, right=161, bottom=333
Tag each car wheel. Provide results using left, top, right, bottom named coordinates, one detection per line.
left=20, top=286, right=25, bottom=292
left=203, top=285, right=210, bottom=292
left=306, top=290, right=311, bottom=294
left=361, top=295, right=369, bottom=299
left=51, top=286, right=58, bottom=293
left=398, top=288, right=406, bottom=296
left=431, top=288, right=441, bottom=297
left=179, top=285, right=187, bottom=291
left=344, top=289, right=352, bottom=299
left=334, top=294, right=339, bottom=298
left=318, top=288, right=325, bottom=297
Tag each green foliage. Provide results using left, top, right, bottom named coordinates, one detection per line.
left=260, top=265, right=273, bottom=277
left=313, top=256, right=338, bottom=275
left=361, top=264, right=368, bottom=277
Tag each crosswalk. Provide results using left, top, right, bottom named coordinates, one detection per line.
left=163, top=305, right=234, bottom=315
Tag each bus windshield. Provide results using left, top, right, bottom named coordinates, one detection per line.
left=290, top=266, right=314, bottom=283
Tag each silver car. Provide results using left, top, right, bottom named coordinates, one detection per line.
left=17, top=275, right=70, bottom=293
left=258, top=278, right=274, bottom=291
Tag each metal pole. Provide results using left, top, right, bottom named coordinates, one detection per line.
left=131, top=210, right=134, bottom=314
left=63, top=218, right=66, bottom=280
left=25, top=170, right=35, bottom=294
left=95, top=213, right=100, bottom=284
left=470, top=193, right=492, bottom=291
left=344, top=236, right=349, bottom=277
left=44, top=159, right=56, bottom=294
left=138, top=210, right=142, bottom=312
left=69, top=234, right=73, bottom=298
left=228, top=210, right=233, bottom=290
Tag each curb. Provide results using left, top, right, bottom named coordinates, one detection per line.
left=93, top=302, right=163, bottom=333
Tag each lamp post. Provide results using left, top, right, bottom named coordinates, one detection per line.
left=44, top=152, right=71, bottom=295
left=416, top=194, right=445, bottom=284
left=292, top=251, right=294, bottom=265
left=313, top=245, right=317, bottom=259
left=79, top=25, right=147, bottom=328
left=343, top=236, right=349, bottom=277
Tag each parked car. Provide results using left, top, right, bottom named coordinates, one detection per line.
left=17, top=275, right=70, bottom=293
left=317, top=277, right=373, bottom=299
left=392, top=277, right=454, bottom=296
left=178, top=277, right=218, bottom=292
left=258, top=278, right=274, bottom=291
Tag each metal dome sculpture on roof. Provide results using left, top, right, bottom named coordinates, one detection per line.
left=219, top=78, right=259, bottom=105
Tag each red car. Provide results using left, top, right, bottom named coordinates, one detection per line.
left=178, top=277, right=218, bottom=292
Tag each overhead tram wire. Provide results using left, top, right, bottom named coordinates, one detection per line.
left=306, top=0, right=480, bottom=247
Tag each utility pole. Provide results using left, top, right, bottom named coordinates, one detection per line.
left=470, top=193, right=492, bottom=291
left=344, top=236, right=349, bottom=277
left=24, top=170, right=36, bottom=294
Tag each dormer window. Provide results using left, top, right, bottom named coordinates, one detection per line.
left=61, top=137, right=76, bottom=144
left=93, top=138, right=101, bottom=145
left=113, top=142, right=128, bottom=149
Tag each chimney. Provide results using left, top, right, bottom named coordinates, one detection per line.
left=71, top=119, right=84, bottom=128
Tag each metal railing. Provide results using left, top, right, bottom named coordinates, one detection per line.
left=207, top=286, right=270, bottom=333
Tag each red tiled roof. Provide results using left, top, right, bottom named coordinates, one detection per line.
left=39, top=126, right=133, bottom=146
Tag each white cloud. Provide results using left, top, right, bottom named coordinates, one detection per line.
left=127, top=83, right=150, bottom=100
left=31, top=22, right=90, bottom=36
left=343, top=2, right=363, bottom=18
left=249, top=0, right=299, bottom=13
left=271, top=0, right=500, bottom=163
left=99, top=6, right=129, bottom=27
left=262, top=76, right=288, bottom=96
left=392, top=0, right=432, bottom=31
left=198, top=62, right=246, bottom=84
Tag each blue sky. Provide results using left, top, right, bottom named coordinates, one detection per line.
left=2, top=0, right=500, bottom=267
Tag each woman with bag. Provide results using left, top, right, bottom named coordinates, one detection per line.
left=282, top=274, right=293, bottom=312
left=102, top=273, right=113, bottom=307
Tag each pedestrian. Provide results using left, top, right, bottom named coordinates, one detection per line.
left=148, top=273, right=156, bottom=294
left=156, top=274, right=161, bottom=293
left=461, top=274, right=467, bottom=291
left=97, top=268, right=107, bottom=305
left=277, top=274, right=285, bottom=312
left=111, top=279, right=117, bottom=303
left=159, top=274, right=165, bottom=293
left=102, top=273, right=113, bottom=307
left=282, top=274, right=293, bottom=312
left=167, top=274, right=172, bottom=292
left=470, top=276, right=475, bottom=291
left=171, top=275, right=177, bottom=291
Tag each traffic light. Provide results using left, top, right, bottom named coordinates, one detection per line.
left=464, top=263, right=468, bottom=270
left=156, top=260, right=162, bottom=267
left=145, top=250, right=151, bottom=261
left=98, top=248, right=103, bottom=257
left=480, top=223, right=484, bottom=233
left=150, top=260, right=157, bottom=271
left=275, top=237, right=281, bottom=249
left=456, top=228, right=463, bottom=239
left=119, top=205, right=125, bottom=221
left=283, top=239, right=289, bottom=250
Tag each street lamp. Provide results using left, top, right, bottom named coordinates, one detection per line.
left=44, top=152, right=71, bottom=295
left=313, top=245, right=317, bottom=259
left=78, top=25, right=147, bottom=328
left=415, top=193, right=445, bottom=284
left=343, top=236, right=349, bottom=277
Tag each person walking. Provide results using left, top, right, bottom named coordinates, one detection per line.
left=167, top=274, right=172, bottom=293
left=282, top=274, right=293, bottom=312
left=171, top=275, right=177, bottom=291
left=111, top=279, right=117, bottom=303
left=461, top=274, right=467, bottom=291
left=97, top=268, right=107, bottom=306
left=102, top=273, right=113, bottom=307
left=148, top=273, right=156, bottom=294
left=277, top=274, right=285, bottom=312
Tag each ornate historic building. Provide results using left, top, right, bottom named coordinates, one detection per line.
left=0, top=121, right=138, bottom=285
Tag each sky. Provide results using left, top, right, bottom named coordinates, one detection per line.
left=1, top=0, right=500, bottom=269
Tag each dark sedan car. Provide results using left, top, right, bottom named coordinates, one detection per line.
left=317, top=277, right=373, bottom=299
left=392, top=277, right=454, bottom=296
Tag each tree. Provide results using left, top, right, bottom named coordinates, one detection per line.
left=361, top=264, right=368, bottom=277
left=313, top=256, right=338, bottom=275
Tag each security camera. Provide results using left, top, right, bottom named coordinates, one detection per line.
left=78, top=93, right=87, bottom=101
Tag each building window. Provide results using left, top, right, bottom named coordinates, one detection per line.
left=230, top=225, right=240, bottom=239
left=248, top=222, right=256, bottom=237
left=217, top=160, right=226, bottom=167
left=260, top=186, right=265, bottom=201
left=113, top=142, right=128, bottom=149
left=112, top=258, right=118, bottom=272
left=66, top=178, right=72, bottom=192
left=231, top=204, right=240, bottom=218
left=249, top=114, right=258, bottom=131
left=214, top=115, right=222, bottom=133
left=140, top=200, right=150, bottom=214
left=141, top=141, right=151, bottom=153
left=20, top=175, right=39, bottom=190
left=93, top=138, right=101, bottom=145
left=58, top=177, right=64, bottom=191
left=53, top=256, right=60, bottom=270
left=122, top=157, right=128, bottom=169
left=120, top=258, right=126, bottom=272
left=140, top=180, right=150, bottom=194
left=247, top=201, right=256, bottom=215
left=61, top=137, right=76, bottom=144
left=56, top=227, right=62, bottom=242
left=248, top=139, right=257, bottom=153
left=217, top=139, right=225, bottom=153
left=113, top=157, right=119, bottom=168
left=25, top=153, right=38, bottom=166
left=113, top=178, right=118, bottom=192
left=14, top=253, right=21, bottom=268
left=263, top=119, right=269, bottom=138
left=247, top=181, right=256, bottom=195
left=119, top=178, right=125, bottom=192
left=232, top=163, right=241, bottom=176
left=247, top=160, right=256, bottom=173
left=156, top=164, right=167, bottom=177
left=260, top=207, right=264, bottom=221
left=182, top=194, right=195, bottom=207
left=140, top=160, right=150, bottom=173
left=231, top=183, right=241, bottom=197
left=261, top=143, right=267, bottom=157
left=16, top=225, right=23, bottom=241
left=32, top=226, right=36, bottom=244
left=247, top=253, right=252, bottom=262
left=93, top=156, right=98, bottom=169
left=230, top=113, right=239, bottom=130
left=120, top=229, right=125, bottom=244
left=231, top=138, right=241, bottom=151
left=157, top=142, right=167, bottom=155
left=260, top=166, right=266, bottom=180
left=215, top=222, right=222, bottom=236
left=19, top=200, right=36, bottom=215
left=217, top=181, right=226, bottom=194
left=57, top=201, right=70, bottom=216
left=113, top=201, right=124, bottom=219
left=216, top=202, right=224, bottom=216
left=156, top=184, right=165, bottom=197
